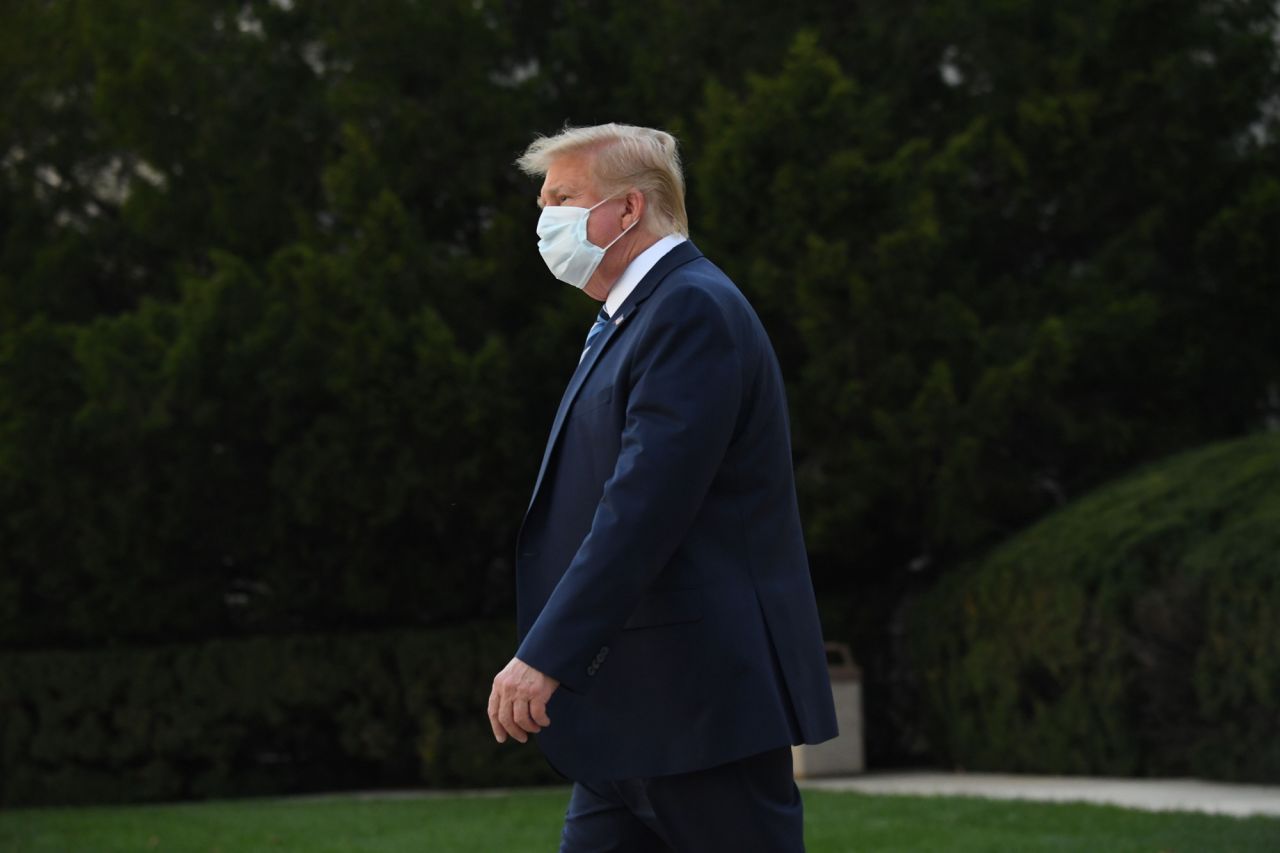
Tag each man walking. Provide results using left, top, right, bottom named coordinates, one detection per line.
left=488, top=123, right=837, bottom=852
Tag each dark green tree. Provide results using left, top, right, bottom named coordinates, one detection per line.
left=1, top=0, right=1277, bottom=778
left=0, top=0, right=542, bottom=647
left=695, top=7, right=1280, bottom=589
left=691, top=7, right=1279, bottom=758
left=907, top=432, right=1280, bottom=782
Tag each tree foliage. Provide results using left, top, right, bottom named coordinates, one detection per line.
left=906, top=432, right=1280, bottom=782
left=1, top=0, right=1277, bottom=772
left=689, top=17, right=1280, bottom=751
left=0, top=621, right=554, bottom=806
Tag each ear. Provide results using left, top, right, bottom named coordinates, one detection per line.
left=622, top=188, right=646, bottom=230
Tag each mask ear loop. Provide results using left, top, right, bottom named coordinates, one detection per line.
left=603, top=217, right=639, bottom=251
left=592, top=193, right=640, bottom=251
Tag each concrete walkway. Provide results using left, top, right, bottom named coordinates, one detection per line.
left=801, top=771, right=1280, bottom=818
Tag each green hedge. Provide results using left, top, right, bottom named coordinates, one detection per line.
left=0, top=622, right=557, bottom=806
left=906, top=432, right=1280, bottom=782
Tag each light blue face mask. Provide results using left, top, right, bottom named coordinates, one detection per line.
left=536, top=196, right=638, bottom=289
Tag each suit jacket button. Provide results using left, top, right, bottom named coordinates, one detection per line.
left=587, top=664, right=597, bottom=676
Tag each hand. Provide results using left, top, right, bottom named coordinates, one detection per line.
left=487, top=656, right=559, bottom=744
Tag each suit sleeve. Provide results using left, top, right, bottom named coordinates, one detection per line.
left=516, top=283, right=743, bottom=692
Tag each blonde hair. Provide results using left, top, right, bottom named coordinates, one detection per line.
left=516, top=123, right=689, bottom=237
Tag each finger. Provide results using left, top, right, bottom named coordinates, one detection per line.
left=530, top=696, right=551, bottom=728
left=487, top=685, right=507, bottom=743
left=513, top=698, right=541, bottom=734
left=497, top=698, right=527, bottom=743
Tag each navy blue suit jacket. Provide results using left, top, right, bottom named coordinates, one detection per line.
left=516, top=241, right=838, bottom=781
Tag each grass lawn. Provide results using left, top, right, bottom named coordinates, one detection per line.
left=2, top=787, right=1278, bottom=852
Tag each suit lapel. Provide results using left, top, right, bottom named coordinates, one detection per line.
left=524, top=242, right=704, bottom=515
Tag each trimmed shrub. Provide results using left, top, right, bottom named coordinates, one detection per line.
left=906, top=432, right=1280, bottom=782
left=0, top=622, right=556, bottom=806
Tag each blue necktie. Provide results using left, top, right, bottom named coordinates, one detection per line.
left=580, top=307, right=610, bottom=363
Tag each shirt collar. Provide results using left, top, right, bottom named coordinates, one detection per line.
left=604, top=234, right=687, bottom=317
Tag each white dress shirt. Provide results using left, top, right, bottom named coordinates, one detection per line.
left=604, top=234, right=687, bottom=318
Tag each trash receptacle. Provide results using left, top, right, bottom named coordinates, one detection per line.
left=792, top=642, right=864, bottom=778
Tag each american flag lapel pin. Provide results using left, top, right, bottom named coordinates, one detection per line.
left=614, top=313, right=625, bottom=326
